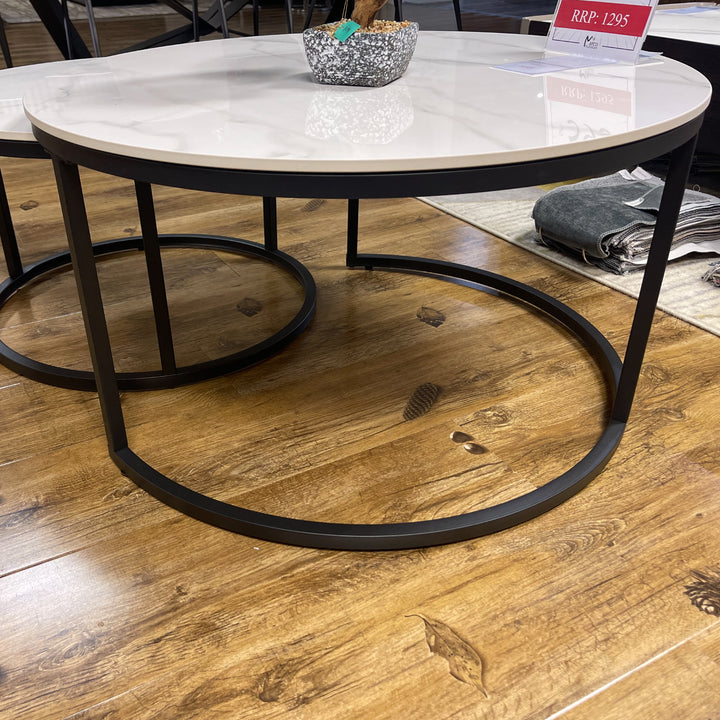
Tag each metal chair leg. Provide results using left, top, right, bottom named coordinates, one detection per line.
left=217, top=0, right=230, bottom=38
left=303, top=0, right=316, bottom=29
left=452, top=0, right=462, bottom=31
left=0, top=16, right=12, bottom=68
left=83, top=0, right=102, bottom=56
left=284, top=0, right=293, bottom=33
left=191, top=0, right=200, bottom=40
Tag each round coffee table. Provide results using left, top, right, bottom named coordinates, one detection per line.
left=1, top=59, right=314, bottom=391
left=24, top=32, right=711, bottom=549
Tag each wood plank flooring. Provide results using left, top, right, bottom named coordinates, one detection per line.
left=1, top=15, right=719, bottom=720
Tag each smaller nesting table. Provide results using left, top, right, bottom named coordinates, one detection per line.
left=1, top=58, right=315, bottom=391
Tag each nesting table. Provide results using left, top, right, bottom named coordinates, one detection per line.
left=23, top=32, right=711, bottom=549
left=0, top=57, right=311, bottom=390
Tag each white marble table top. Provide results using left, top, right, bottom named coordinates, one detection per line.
left=21, top=32, right=711, bottom=173
left=0, top=58, right=100, bottom=142
left=650, top=6, right=720, bottom=45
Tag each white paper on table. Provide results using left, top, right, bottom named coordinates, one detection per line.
left=494, top=54, right=618, bottom=75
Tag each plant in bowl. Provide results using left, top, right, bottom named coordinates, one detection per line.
left=303, top=0, right=419, bottom=87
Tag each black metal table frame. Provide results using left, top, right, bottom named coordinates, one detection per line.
left=0, top=137, right=316, bottom=391
left=32, top=115, right=701, bottom=550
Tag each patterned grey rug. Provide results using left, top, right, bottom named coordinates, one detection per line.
left=420, top=187, right=720, bottom=337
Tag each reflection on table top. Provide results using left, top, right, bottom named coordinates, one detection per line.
left=0, top=59, right=93, bottom=142
left=21, top=32, right=711, bottom=173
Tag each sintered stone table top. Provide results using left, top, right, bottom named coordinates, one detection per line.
left=22, top=32, right=711, bottom=173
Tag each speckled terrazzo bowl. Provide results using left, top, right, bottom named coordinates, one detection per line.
left=303, top=22, right=419, bottom=88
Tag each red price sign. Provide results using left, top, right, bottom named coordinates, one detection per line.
left=554, top=0, right=652, bottom=36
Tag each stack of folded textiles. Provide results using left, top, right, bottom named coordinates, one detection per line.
left=532, top=167, right=720, bottom=275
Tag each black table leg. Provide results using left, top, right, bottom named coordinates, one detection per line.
left=0, top=139, right=315, bottom=391
left=135, top=181, right=177, bottom=375
left=262, top=196, right=278, bottom=251
left=52, top=155, right=127, bottom=451
left=612, top=133, right=698, bottom=424
left=0, top=168, right=22, bottom=279
left=345, top=198, right=359, bottom=267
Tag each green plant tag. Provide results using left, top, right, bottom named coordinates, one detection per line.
left=334, top=21, right=361, bottom=42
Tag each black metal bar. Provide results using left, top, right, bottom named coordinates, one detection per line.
left=612, top=133, right=699, bottom=423
left=60, top=0, right=74, bottom=58
left=284, top=0, right=293, bottom=33
left=452, top=0, right=462, bottom=30
left=0, top=168, right=22, bottom=279
left=107, top=255, right=625, bottom=550
left=159, top=0, right=196, bottom=22
left=0, top=138, right=48, bottom=160
left=191, top=0, right=200, bottom=41
left=83, top=0, right=102, bottom=57
left=263, top=196, right=278, bottom=252
left=134, top=181, right=177, bottom=375
left=51, top=156, right=127, bottom=452
left=217, top=0, right=230, bottom=39
left=203, top=0, right=250, bottom=32
left=119, top=0, right=247, bottom=54
left=120, top=24, right=197, bottom=54
left=303, top=0, right=316, bottom=30
left=0, top=234, right=317, bottom=390
left=32, top=117, right=704, bottom=202
left=0, top=17, right=13, bottom=68
left=31, top=106, right=705, bottom=549
left=346, top=198, right=359, bottom=267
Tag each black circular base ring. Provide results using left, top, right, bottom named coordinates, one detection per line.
left=109, top=253, right=626, bottom=550
left=0, top=234, right=316, bottom=391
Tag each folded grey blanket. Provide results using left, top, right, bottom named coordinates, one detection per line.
left=532, top=168, right=720, bottom=274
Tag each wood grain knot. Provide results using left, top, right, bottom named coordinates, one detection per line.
left=302, top=198, right=325, bottom=212
left=0, top=503, right=41, bottom=530
left=450, top=430, right=473, bottom=444
left=463, top=442, right=487, bottom=455
left=685, top=567, right=720, bottom=616
left=409, top=614, right=488, bottom=697
left=103, top=484, right=138, bottom=502
left=237, top=297, right=263, bottom=317
left=417, top=306, right=445, bottom=327
left=403, top=383, right=442, bottom=421
left=551, top=519, right=625, bottom=559
left=477, top=406, right=512, bottom=426
left=20, top=200, right=39, bottom=211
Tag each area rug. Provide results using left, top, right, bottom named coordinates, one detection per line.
left=420, top=187, right=720, bottom=337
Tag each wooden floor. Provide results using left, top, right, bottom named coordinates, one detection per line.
left=2, top=14, right=720, bottom=720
